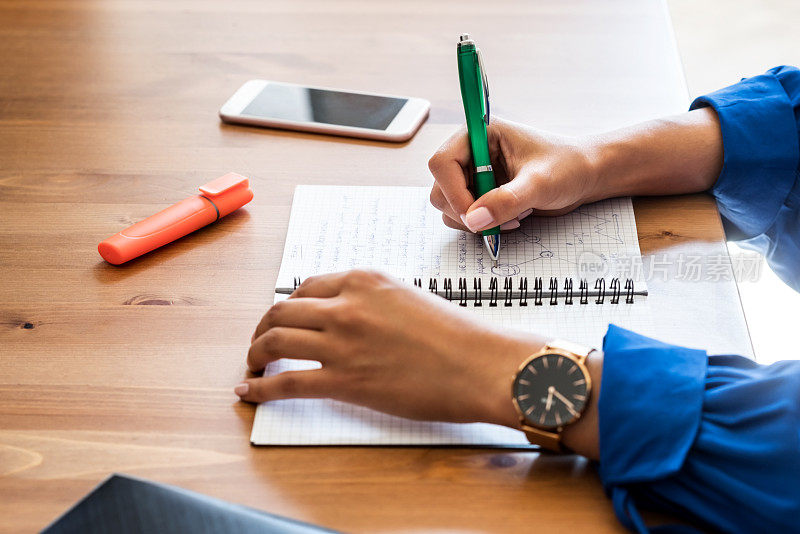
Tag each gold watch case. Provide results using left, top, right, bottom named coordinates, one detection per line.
left=511, top=345, right=593, bottom=452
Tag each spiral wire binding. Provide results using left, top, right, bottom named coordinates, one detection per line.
left=289, top=276, right=637, bottom=306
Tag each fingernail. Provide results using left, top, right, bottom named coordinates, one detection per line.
left=500, top=219, right=521, bottom=230
left=464, top=207, right=494, bottom=232
left=518, top=208, right=533, bottom=219
left=234, top=383, right=249, bottom=396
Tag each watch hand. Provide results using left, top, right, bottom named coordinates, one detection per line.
left=545, top=386, right=554, bottom=411
left=552, top=389, right=576, bottom=410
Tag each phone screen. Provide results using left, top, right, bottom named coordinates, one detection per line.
left=241, top=84, right=408, bottom=130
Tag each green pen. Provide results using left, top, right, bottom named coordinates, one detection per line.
left=457, top=33, right=500, bottom=267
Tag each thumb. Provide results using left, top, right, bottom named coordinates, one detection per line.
left=463, top=180, right=532, bottom=232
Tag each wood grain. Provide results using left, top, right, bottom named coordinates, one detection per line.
left=0, top=1, right=749, bottom=532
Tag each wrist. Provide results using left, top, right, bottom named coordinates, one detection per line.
left=560, top=349, right=602, bottom=459
left=579, top=108, right=723, bottom=202
left=481, top=334, right=547, bottom=430
left=579, top=132, right=641, bottom=203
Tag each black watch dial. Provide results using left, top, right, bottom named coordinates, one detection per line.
left=513, top=353, right=589, bottom=430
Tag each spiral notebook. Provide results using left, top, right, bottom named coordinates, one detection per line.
left=251, top=185, right=652, bottom=447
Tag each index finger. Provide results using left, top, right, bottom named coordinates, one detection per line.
left=290, top=272, right=350, bottom=299
left=252, top=297, right=331, bottom=342
left=427, top=127, right=475, bottom=218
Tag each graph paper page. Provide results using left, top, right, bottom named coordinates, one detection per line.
left=275, top=185, right=646, bottom=292
left=253, top=185, right=652, bottom=446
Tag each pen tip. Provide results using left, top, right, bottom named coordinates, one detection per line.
left=483, top=234, right=501, bottom=265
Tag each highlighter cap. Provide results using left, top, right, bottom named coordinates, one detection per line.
left=98, top=173, right=254, bottom=265
left=199, top=173, right=254, bottom=217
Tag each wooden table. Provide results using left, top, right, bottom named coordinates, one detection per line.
left=0, top=1, right=751, bottom=532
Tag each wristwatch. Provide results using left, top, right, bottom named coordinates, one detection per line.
left=511, top=339, right=595, bottom=452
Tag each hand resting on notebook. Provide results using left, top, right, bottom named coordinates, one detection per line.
left=238, top=269, right=602, bottom=458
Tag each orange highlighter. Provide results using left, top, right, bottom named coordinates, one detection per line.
left=98, top=173, right=254, bottom=265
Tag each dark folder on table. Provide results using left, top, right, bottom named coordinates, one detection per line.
left=42, top=473, right=339, bottom=534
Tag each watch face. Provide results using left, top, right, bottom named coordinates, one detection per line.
left=513, top=352, right=589, bottom=430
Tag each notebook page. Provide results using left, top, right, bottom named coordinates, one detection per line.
left=251, top=293, right=653, bottom=446
left=275, top=186, right=646, bottom=292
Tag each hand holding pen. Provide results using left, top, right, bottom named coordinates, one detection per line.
left=430, top=35, right=596, bottom=267
left=428, top=117, right=595, bottom=238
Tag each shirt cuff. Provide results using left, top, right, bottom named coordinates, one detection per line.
left=598, top=325, right=707, bottom=487
left=690, top=67, right=799, bottom=239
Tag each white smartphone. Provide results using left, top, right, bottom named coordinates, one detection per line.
left=219, top=80, right=430, bottom=142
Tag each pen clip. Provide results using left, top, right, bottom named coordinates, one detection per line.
left=477, top=48, right=490, bottom=125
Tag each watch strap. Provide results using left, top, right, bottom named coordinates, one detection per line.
left=546, top=338, right=593, bottom=360
left=521, top=425, right=567, bottom=453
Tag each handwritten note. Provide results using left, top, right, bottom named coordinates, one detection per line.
left=276, top=186, right=646, bottom=290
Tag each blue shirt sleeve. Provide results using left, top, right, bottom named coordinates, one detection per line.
left=598, top=325, right=800, bottom=533
left=689, top=66, right=800, bottom=290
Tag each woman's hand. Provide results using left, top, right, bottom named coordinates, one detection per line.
left=237, top=270, right=545, bottom=427
left=427, top=117, right=601, bottom=233
left=428, top=109, right=723, bottom=234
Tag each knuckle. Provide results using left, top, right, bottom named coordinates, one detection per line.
left=249, top=381, right=270, bottom=402
left=264, top=301, right=285, bottom=326
left=427, top=152, right=443, bottom=172
left=296, top=275, right=318, bottom=291
left=246, top=344, right=262, bottom=371
left=260, top=328, right=284, bottom=357
left=365, top=269, right=390, bottom=285
left=429, top=188, right=441, bottom=208
left=350, top=367, right=372, bottom=390
left=344, top=269, right=368, bottom=287
left=339, top=301, right=361, bottom=325
left=342, top=359, right=375, bottom=392
left=429, top=188, right=449, bottom=212
left=253, top=317, right=266, bottom=341
left=331, top=300, right=363, bottom=328
left=345, top=269, right=382, bottom=288
left=497, top=184, right=523, bottom=211
left=315, top=299, right=336, bottom=322
left=442, top=213, right=460, bottom=229
left=276, top=373, right=302, bottom=397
